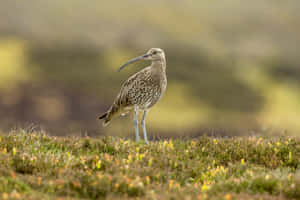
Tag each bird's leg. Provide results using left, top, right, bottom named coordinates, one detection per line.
left=134, top=106, right=139, bottom=142
left=141, top=109, right=149, bottom=144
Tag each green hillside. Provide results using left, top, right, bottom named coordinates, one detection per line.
left=0, top=1, right=300, bottom=136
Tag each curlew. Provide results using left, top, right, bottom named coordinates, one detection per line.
left=98, top=48, right=167, bottom=144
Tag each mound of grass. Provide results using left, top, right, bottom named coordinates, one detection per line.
left=0, top=130, right=299, bottom=199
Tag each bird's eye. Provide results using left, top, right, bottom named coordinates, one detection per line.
left=152, top=51, right=157, bottom=55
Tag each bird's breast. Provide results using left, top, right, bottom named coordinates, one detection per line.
left=125, top=69, right=167, bottom=109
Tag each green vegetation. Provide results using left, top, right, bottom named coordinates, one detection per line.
left=0, top=130, right=299, bottom=199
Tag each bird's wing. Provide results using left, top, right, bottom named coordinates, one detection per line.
left=99, top=66, right=151, bottom=124
left=108, top=67, right=151, bottom=114
left=117, top=66, right=151, bottom=105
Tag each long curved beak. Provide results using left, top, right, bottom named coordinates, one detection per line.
left=117, top=54, right=150, bottom=72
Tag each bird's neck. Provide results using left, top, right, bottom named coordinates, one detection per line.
left=151, top=59, right=166, bottom=76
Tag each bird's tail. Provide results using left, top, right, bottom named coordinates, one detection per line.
left=98, top=112, right=110, bottom=127
left=98, top=104, right=120, bottom=127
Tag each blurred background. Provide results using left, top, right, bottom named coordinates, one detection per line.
left=0, top=0, right=299, bottom=137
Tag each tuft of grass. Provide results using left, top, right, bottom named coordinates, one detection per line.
left=0, top=130, right=299, bottom=199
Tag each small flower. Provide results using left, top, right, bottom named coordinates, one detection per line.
left=145, top=176, right=150, bottom=185
left=56, top=179, right=64, bottom=186
left=257, top=137, right=263, bottom=145
left=225, top=193, right=232, bottom=200
left=201, top=183, right=210, bottom=192
left=137, top=181, right=144, bottom=188
left=11, top=191, right=21, bottom=199
left=10, top=171, right=16, bottom=179
left=139, top=153, right=144, bottom=160
left=72, top=180, right=81, bottom=188
left=241, top=159, right=245, bottom=166
left=148, top=158, right=153, bottom=166
left=168, top=140, right=174, bottom=149
left=288, top=173, right=292, bottom=181
left=126, top=177, right=131, bottom=183
left=12, top=147, right=17, bottom=155
left=288, top=151, right=292, bottom=162
left=48, top=180, right=54, bottom=186
left=105, top=154, right=111, bottom=160
left=2, top=193, right=8, bottom=200
left=169, top=179, right=174, bottom=189
left=163, top=141, right=168, bottom=148
left=80, top=156, right=86, bottom=164
left=213, top=139, right=217, bottom=144
left=285, top=139, right=289, bottom=145
left=197, top=194, right=202, bottom=200
left=191, top=141, right=196, bottom=147
left=276, top=141, right=280, bottom=147
left=96, top=160, right=101, bottom=169
left=248, top=170, right=253, bottom=176
left=37, top=177, right=42, bottom=185
left=265, top=174, right=270, bottom=180
left=96, top=172, right=102, bottom=179
left=92, top=181, right=98, bottom=186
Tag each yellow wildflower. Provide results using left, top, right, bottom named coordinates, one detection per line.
left=37, top=177, right=42, bottom=185
left=241, top=159, right=245, bottom=166
left=12, top=147, right=17, bottom=155
left=96, top=160, right=101, bottom=169
left=148, top=157, right=153, bottom=166
left=276, top=141, right=280, bottom=146
left=225, top=193, right=232, bottom=200
left=213, top=139, right=217, bottom=144
left=265, top=174, right=270, bottom=180
left=2, top=193, right=8, bottom=200
left=169, top=179, right=174, bottom=189
left=201, top=183, right=210, bottom=192
left=289, top=151, right=292, bottom=162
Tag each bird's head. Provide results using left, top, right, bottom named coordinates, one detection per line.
left=118, top=48, right=165, bottom=72
left=145, top=48, right=165, bottom=61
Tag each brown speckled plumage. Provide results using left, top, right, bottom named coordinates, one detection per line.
left=99, top=48, right=167, bottom=127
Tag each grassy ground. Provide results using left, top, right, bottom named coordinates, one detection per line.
left=0, top=131, right=299, bottom=200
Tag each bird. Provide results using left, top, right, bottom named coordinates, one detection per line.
left=98, top=48, right=167, bottom=144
